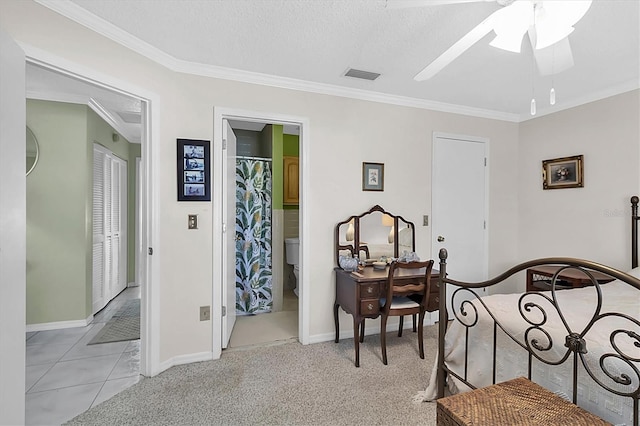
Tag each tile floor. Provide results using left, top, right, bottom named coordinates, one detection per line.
left=25, top=286, right=141, bottom=426
left=25, top=287, right=299, bottom=425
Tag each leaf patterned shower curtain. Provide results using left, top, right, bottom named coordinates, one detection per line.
left=235, top=158, right=273, bottom=315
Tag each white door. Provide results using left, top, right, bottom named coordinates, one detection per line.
left=222, top=120, right=237, bottom=348
left=432, top=134, right=488, bottom=319
left=93, top=144, right=128, bottom=313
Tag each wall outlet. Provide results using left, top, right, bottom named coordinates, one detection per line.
left=423, top=215, right=429, bottom=226
left=199, top=306, right=210, bottom=321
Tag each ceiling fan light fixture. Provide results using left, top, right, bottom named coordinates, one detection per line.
left=535, top=24, right=574, bottom=50
left=534, top=0, right=592, bottom=50
left=489, top=1, right=531, bottom=53
left=490, top=34, right=524, bottom=53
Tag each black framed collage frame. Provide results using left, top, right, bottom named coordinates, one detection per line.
left=177, top=139, right=211, bottom=201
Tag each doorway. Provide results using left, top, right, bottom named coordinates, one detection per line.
left=431, top=132, right=489, bottom=320
left=22, top=59, right=155, bottom=422
left=213, top=108, right=310, bottom=357
left=226, top=120, right=300, bottom=348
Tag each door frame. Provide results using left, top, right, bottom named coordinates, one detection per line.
left=212, top=107, right=310, bottom=359
left=431, top=132, right=490, bottom=317
left=23, top=48, right=161, bottom=376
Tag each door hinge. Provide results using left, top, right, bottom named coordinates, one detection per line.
left=222, top=306, right=227, bottom=317
left=222, top=138, right=227, bottom=150
left=484, top=221, right=486, bottom=230
left=148, top=247, right=153, bottom=255
left=222, top=222, right=227, bottom=233
left=484, top=157, right=487, bottom=166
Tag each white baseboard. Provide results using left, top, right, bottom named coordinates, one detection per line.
left=156, top=351, right=214, bottom=375
left=26, top=316, right=93, bottom=332
left=307, top=318, right=419, bottom=345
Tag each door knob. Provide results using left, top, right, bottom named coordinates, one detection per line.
left=437, top=236, right=445, bottom=242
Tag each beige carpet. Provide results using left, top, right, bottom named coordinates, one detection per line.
left=67, top=326, right=439, bottom=425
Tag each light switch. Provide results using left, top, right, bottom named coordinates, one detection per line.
left=423, top=215, right=429, bottom=226
left=188, top=214, right=198, bottom=229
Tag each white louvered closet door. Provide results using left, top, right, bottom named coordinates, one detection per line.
left=93, top=144, right=128, bottom=314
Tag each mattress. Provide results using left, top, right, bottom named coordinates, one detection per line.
left=419, top=270, right=640, bottom=425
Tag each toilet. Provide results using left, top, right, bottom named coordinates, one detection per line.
left=285, top=237, right=300, bottom=296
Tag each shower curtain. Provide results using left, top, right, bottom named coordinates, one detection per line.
left=235, top=158, right=273, bottom=315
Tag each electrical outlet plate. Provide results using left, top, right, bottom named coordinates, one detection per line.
left=199, top=306, right=210, bottom=321
left=188, top=214, right=198, bottom=229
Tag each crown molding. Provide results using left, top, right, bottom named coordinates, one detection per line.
left=88, top=98, right=140, bottom=144
left=26, top=89, right=140, bottom=143
left=35, top=0, right=520, bottom=123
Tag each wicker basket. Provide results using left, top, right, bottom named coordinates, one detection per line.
left=436, top=377, right=611, bottom=425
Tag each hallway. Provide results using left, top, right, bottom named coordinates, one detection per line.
left=25, top=287, right=140, bottom=425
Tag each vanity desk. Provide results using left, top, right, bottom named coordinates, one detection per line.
left=333, top=205, right=438, bottom=367
left=334, top=266, right=439, bottom=367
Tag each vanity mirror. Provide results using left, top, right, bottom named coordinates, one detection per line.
left=26, top=126, right=39, bottom=176
left=335, top=205, right=415, bottom=266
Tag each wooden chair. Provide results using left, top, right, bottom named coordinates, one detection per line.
left=380, top=259, right=434, bottom=365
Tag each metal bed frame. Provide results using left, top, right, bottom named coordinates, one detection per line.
left=435, top=196, right=640, bottom=425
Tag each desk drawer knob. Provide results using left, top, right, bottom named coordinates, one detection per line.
left=367, top=303, right=374, bottom=311
left=367, top=287, right=373, bottom=294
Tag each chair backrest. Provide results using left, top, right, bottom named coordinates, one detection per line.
left=384, top=260, right=434, bottom=311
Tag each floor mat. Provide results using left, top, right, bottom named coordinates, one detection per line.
left=88, top=299, right=140, bottom=345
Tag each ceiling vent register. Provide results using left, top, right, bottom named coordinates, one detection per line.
left=344, top=68, right=381, bottom=81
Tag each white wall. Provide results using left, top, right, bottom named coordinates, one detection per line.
left=0, top=27, right=26, bottom=426
left=518, top=91, right=640, bottom=277
left=7, top=0, right=619, bottom=373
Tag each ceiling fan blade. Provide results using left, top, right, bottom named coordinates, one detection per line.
left=414, top=14, right=496, bottom=81
left=528, top=28, right=575, bottom=76
left=384, top=0, right=492, bottom=9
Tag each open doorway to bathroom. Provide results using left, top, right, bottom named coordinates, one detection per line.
left=225, top=120, right=300, bottom=349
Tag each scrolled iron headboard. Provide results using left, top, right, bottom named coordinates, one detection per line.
left=434, top=195, right=640, bottom=425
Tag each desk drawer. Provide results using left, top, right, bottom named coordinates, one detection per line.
left=426, top=294, right=440, bottom=312
left=360, top=283, right=380, bottom=298
left=360, top=299, right=379, bottom=315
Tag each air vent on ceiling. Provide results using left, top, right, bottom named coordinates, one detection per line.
left=344, top=68, right=380, bottom=81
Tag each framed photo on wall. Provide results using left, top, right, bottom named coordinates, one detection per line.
left=362, top=162, right=384, bottom=191
left=542, top=154, right=584, bottom=190
left=177, top=139, right=211, bottom=201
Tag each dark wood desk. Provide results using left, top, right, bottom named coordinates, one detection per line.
left=526, top=265, right=615, bottom=292
left=334, top=266, right=439, bottom=367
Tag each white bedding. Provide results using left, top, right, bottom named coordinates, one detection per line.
left=420, top=273, right=640, bottom=425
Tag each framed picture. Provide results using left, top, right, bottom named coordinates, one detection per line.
left=177, top=139, right=211, bottom=201
left=542, top=155, right=584, bottom=190
left=362, top=162, right=384, bottom=191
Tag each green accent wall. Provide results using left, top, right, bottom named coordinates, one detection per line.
left=26, top=99, right=138, bottom=325
left=283, top=134, right=299, bottom=156
left=27, top=101, right=90, bottom=324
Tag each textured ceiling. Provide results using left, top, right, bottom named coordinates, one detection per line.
left=30, top=0, right=640, bottom=135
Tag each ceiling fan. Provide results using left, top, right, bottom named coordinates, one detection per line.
left=386, top=0, right=593, bottom=81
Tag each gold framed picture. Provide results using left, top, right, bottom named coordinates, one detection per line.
left=542, top=155, right=583, bottom=190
